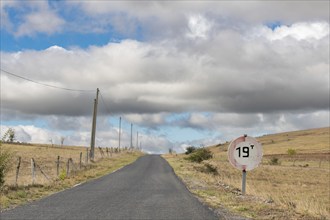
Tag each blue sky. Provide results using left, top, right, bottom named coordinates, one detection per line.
left=1, top=1, right=329, bottom=153
left=1, top=31, right=117, bottom=51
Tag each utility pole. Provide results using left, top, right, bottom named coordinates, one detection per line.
left=118, top=117, right=121, bottom=149
left=136, top=131, right=138, bottom=150
left=130, top=123, right=133, bottom=148
left=90, top=88, right=99, bottom=161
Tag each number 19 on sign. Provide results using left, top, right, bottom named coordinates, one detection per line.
left=228, top=135, right=263, bottom=195
left=236, top=145, right=253, bottom=157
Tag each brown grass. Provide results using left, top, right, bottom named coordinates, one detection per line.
left=0, top=143, right=143, bottom=210
left=164, top=127, right=330, bottom=219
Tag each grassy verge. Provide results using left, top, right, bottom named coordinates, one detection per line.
left=164, top=127, right=329, bottom=219
left=1, top=146, right=143, bottom=211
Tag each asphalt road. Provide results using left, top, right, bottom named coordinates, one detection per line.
left=1, top=155, right=218, bottom=220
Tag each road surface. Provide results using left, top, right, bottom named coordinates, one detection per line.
left=1, top=155, right=218, bottom=220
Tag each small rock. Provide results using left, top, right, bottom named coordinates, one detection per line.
left=265, top=199, right=274, bottom=204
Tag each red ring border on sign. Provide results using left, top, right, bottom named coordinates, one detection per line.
left=228, top=135, right=263, bottom=171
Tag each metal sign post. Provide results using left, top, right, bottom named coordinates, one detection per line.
left=242, top=169, right=247, bottom=195
left=228, top=135, right=263, bottom=195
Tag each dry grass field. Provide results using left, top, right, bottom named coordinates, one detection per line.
left=0, top=143, right=143, bottom=210
left=164, top=127, right=330, bottom=219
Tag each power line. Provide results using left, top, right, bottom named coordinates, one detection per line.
left=1, top=68, right=95, bottom=92
left=99, top=91, right=112, bottom=116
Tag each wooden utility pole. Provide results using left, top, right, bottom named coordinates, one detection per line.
left=90, top=88, right=99, bottom=161
left=118, top=117, right=121, bottom=149
left=136, top=131, right=138, bottom=150
left=130, top=123, right=133, bottom=148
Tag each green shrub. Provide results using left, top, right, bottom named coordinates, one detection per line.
left=0, top=146, right=13, bottom=189
left=185, top=146, right=196, bottom=155
left=204, top=163, right=218, bottom=175
left=59, top=169, right=66, bottom=180
left=187, top=148, right=213, bottom=163
left=287, top=148, right=297, bottom=166
left=287, top=148, right=297, bottom=156
left=270, top=157, right=280, bottom=165
left=16, top=190, right=27, bottom=198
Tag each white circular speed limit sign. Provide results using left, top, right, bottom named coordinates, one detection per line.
left=228, top=135, right=263, bottom=171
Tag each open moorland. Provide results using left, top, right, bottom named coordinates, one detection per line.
left=164, top=127, right=330, bottom=219
left=0, top=143, right=143, bottom=210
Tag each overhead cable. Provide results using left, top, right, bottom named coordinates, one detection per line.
left=99, top=91, right=113, bottom=116
left=1, top=68, right=95, bottom=92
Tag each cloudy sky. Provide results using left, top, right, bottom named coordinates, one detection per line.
left=1, top=1, right=329, bottom=154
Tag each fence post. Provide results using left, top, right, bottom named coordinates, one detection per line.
left=31, top=158, right=36, bottom=185
left=15, top=157, right=21, bottom=187
left=86, top=148, right=89, bottom=163
left=66, top=158, right=70, bottom=177
left=80, top=152, right=82, bottom=169
left=56, top=156, right=60, bottom=177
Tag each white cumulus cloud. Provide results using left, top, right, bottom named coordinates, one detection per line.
left=253, top=22, right=329, bottom=41
left=186, top=14, right=213, bottom=40
left=16, top=10, right=65, bottom=37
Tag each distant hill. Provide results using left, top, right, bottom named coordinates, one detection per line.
left=214, top=127, right=329, bottom=156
